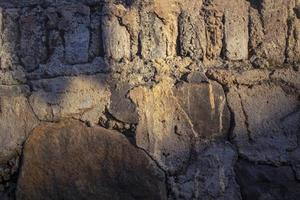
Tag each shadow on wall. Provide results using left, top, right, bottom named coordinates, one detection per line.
left=0, top=2, right=138, bottom=199
left=0, top=0, right=300, bottom=200
left=0, top=0, right=174, bottom=168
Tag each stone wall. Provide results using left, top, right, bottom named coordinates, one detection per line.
left=0, top=0, right=299, bottom=199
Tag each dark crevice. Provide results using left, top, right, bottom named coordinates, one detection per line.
left=136, top=32, right=142, bottom=58
left=285, top=15, right=293, bottom=64
left=0, top=121, right=42, bottom=200
left=175, top=13, right=182, bottom=57
left=225, top=91, right=237, bottom=142
left=134, top=145, right=169, bottom=199
left=236, top=91, right=254, bottom=143
left=99, top=107, right=137, bottom=145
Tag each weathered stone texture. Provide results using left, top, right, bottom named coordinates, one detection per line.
left=227, top=83, right=299, bottom=164
left=208, top=68, right=300, bottom=165
left=89, top=6, right=103, bottom=59
left=0, top=8, right=20, bottom=70
left=102, top=15, right=131, bottom=61
left=109, top=81, right=139, bottom=124
left=130, top=79, right=194, bottom=173
left=169, top=142, right=241, bottom=200
left=140, top=13, right=169, bottom=59
left=236, top=160, right=300, bottom=200
left=203, top=2, right=223, bottom=60
left=174, top=81, right=230, bottom=139
left=130, top=78, right=230, bottom=173
left=0, top=8, right=26, bottom=85
left=0, top=0, right=299, bottom=199
left=29, top=74, right=110, bottom=125
left=178, top=11, right=206, bottom=60
left=59, top=4, right=90, bottom=64
left=260, top=0, right=291, bottom=65
left=223, top=0, right=249, bottom=60
left=0, top=85, right=39, bottom=164
left=16, top=120, right=167, bottom=200
left=20, top=7, right=47, bottom=71
left=287, top=14, right=300, bottom=63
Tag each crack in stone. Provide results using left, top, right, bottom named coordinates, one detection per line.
left=236, top=90, right=254, bottom=143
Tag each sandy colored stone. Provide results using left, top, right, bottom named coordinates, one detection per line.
left=29, top=74, right=110, bottom=125
left=0, top=85, right=39, bottom=164
left=178, top=11, right=206, bottom=60
left=16, top=120, right=167, bottom=200
left=130, top=78, right=230, bottom=173
left=130, top=78, right=194, bottom=173
left=223, top=0, right=249, bottom=60
left=258, top=0, right=291, bottom=65
left=102, top=15, right=131, bottom=61
left=169, top=142, right=241, bottom=200
left=227, top=84, right=299, bottom=164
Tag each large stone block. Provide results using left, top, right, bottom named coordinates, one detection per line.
left=140, top=10, right=177, bottom=59
left=286, top=15, right=300, bottom=63
left=16, top=120, right=167, bottom=200
left=203, top=1, right=224, bottom=60
left=227, top=84, right=299, bottom=164
left=102, top=15, right=131, bottom=61
left=130, top=79, right=193, bottom=173
left=29, top=75, right=110, bottom=125
left=0, top=85, right=39, bottom=164
left=0, top=9, right=19, bottom=70
left=109, top=81, right=139, bottom=124
left=58, top=4, right=90, bottom=64
left=223, top=0, right=249, bottom=60
left=130, top=78, right=230, bottom=173
left=258, top=0, right=291, bottom=65
left=0, top=10, right=25, bottom=85
left=204, top=0, right=249, bottom=61
left=174, top=80, right=230, bottom=139
left=169, top=143, right=241, bottom=200
left=236, top=160, right=300, bottom=200
left=20, top=7, right=47, bottom=72
left=140, top=12, right=167, bottom=59
left=178, top=11, right=206, bottom=60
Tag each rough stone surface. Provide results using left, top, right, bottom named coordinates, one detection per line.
left=102, top=10, right=131, bottom=61
left=29, top=74, right=110, bottom=125
left=109, top=81, right=139, bottom=124
left=130, top=78, right=194, bottom=173
left=0, top=0, right=300, bottom=199
left=249, top=0, right=293, bottom=65
left=16, top=120, right=167, bottom=200
left=130, top=78, right=230, bottom=173
left=236, top=160, right=300, bottom=200
left=27, top=57, right=110, bottom=80
left=174, top=81, right=230, bottom=139
left=287, top=15, right=300, bottom=63
left=20, top=7, right=47, bottom=72
left=169, top=142, right=241, bottom=200
left=0, top=85, right=39, bottom=164
left=227, top=83, right=299, bottom=164
left=0, top=8, right=26, bottom=85
left=59, top=4, right=90, bottom=64
left=178, top=11, right=206, bottom=60
left=223, top=0, right=249, bottom=60
left=0, top=8, right=20, bottom=70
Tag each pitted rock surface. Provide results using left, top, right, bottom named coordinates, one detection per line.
left=16, top=120, right=167, bottom=200
left=0, top=0, right=299, bottom=199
